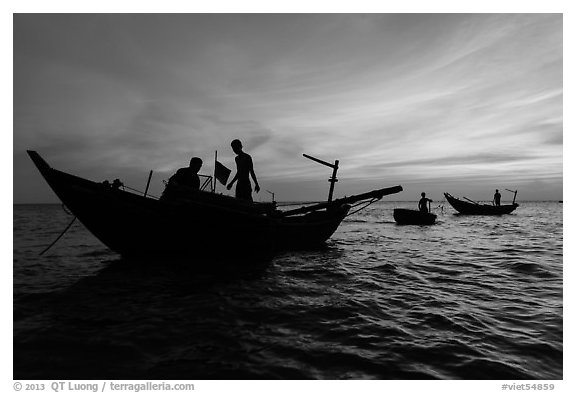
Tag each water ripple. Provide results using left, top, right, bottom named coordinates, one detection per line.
left=13, top=202, right=563, bottom=379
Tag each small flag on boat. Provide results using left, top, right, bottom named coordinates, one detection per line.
left=214, top=161, right=231, bottom=185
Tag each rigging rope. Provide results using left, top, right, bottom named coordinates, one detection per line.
left=345, top=197, right=380, bottom=217
left=122, top=184, right=159, bottom=199
left=276, top=201, right=324, bottom=207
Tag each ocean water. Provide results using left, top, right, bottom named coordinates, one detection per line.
left=13, top=201, right=563, bottom=380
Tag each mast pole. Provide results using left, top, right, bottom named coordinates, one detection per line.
left=213, top=150, right=217, bottom=193
left=505, top=188, right=518, bottom=204
left=302, top=154, right=339, bottom=202
left=144, top=170, right=153, bottom=197
left=328, top=160, right=339, bottom=202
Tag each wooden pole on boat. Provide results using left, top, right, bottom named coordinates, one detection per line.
left=280, top=185, right=403, bottom=217
left=506, top=189, right=518, bottom=204
left=303, top=154, right=339, bottom=202
left=266, top=190, right=275, bottom=203
left=213, top=150, right=217, bottom=193
left=144, top=170, right=153, bottom=197
left=328, top=160, right=339, bottom=202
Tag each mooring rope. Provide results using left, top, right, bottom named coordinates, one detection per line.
left=61, top=203, right=73, bottom=216
left=39, top=215, right=77, bottom=256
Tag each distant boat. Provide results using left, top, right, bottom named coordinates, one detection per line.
left=444, top=193, right=519, bottom=215
left=28, top=150, right=402, bottom=264
left=393, top=209, right=437, bottom=225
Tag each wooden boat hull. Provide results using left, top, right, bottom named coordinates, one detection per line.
left=444, top=193, right=519, bottom=215
left=393, top=208, right=437, bottom=225
left=276, top=207, right=350, bottom=249
left=27, top=151, right=353, bottom=263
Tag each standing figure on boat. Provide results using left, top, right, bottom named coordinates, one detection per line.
left=161, top=157, right=203, bottom=200
left=493, top=189, right=501, bottom=206
left=418, top=192, right=433, bottom=213
left=227, top=139, right=260, bottom=202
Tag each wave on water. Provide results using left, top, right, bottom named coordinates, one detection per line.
left=13, top=202, right=563, bottom=379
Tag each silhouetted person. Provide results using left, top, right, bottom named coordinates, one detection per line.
left=112, top=179, right=123, bottom=190
left=102, top=179, right=123, bottom=190
left=161, top=157, right=203, bottom=200
left=227, top=139, right=260, bottom=201
left=418, top=192, right=433, bottom=213
left=493, top=189, right=501, bottom=206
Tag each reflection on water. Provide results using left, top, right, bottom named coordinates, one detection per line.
left=14, top=202, right=562, bottom=379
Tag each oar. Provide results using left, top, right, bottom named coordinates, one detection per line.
left=463, top=197, right=480, bottom=205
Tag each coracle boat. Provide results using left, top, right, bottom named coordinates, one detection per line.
left=28, top=151, right=402, bottom=264
left=444, top=192, right=519, bottom=215
left=393, top=209, right=436, bottom=225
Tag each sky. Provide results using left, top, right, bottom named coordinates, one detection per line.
left=12, top=13, right=563, bottom=203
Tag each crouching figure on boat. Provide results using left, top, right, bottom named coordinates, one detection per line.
left=161, top=156, right=203, bottom=200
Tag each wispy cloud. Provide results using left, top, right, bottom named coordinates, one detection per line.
left=14, top=14, right=562, bottom=202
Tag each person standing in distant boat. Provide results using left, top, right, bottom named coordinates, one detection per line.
left=418, top=192, right=433, bottom=213
left=493, top=189, right=501, bottom=206
left=161, top=157, right=203, bottom=200
left=227, top=139, right=260, bottom=202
